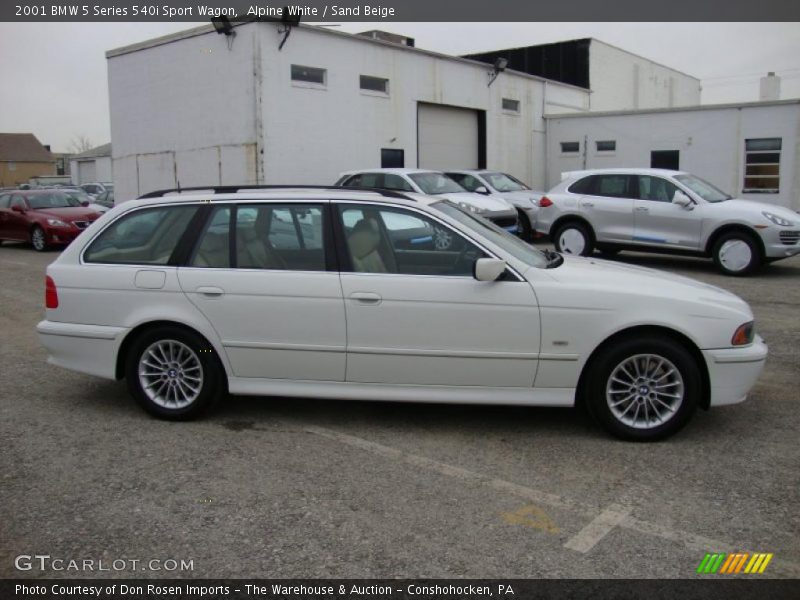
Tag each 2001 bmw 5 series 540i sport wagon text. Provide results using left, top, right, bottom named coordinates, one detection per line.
left=37, top=186, right=768, bottom=441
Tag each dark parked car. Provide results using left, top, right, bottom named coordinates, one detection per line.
left=0, top=190, right=102, bottom=251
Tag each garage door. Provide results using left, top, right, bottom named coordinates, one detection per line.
left=418, top=103, right=479, bottom=169
left=78, top=160, right=96, bottom=184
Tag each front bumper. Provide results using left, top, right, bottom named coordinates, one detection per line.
left=45, top=227, right=82, bottom=245
left=37, top=320, right=127, bottom=380
left=758, top=227, right=800, bottom=259
left=484, top=209, right=519, bottom=234
left=703, top=335, right=768, bottom=406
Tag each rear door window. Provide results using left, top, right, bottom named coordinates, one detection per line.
left=595, top=175, right=635, bottom=199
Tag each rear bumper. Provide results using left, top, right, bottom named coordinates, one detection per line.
left=703, top=336, right=768, bottom=406
left=37, top=320, right=127, bottom=379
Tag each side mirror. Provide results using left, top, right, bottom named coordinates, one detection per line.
left=474, top=257, right=507, bottom=282
left=11, top=204, right=25, bottom=213
left=80, top=201, right=90, bottom=207
left=474, top=185, right=490, bottom=195
left=672, top=191, right=693, bottom=208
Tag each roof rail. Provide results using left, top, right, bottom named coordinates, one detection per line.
left=137, top=185, right=415, bottom=201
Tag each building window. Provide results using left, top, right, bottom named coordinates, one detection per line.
left=381, top=148, right=404, bottom=168
left=596, top=140, right=616, bottom=153
left=744, top=138, right=781, bottom=193
left=651, top=150, right=679, bottom=170
left=291, top=64, right=326, bottom=86
left=502, top=98, right=520, bottom=113
left=560, top=142, right=580, bottom=154
left=360, top=75, right=389, bottom=94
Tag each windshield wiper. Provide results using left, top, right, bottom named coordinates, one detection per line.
left=543, top=249, right=564, bottom=268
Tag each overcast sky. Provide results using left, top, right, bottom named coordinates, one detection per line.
left=0, top=22, right=798, bottom=153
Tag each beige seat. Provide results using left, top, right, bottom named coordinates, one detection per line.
left=347, top=219, right=388, bottom=273
left=237, top=226, right=286, bottom=269
left=193, top=232, right=229, bottom=268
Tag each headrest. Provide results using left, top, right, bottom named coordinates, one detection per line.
left=348, top=219, right=380, bottom=259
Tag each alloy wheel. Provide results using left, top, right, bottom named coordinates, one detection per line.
left=605, top=353, right=684, bottom=429
left=138, top=339, right=204, bottom=409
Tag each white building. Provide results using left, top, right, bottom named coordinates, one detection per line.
left=545, top=99, right=800, bottom=210
left=464, top=38, right=701, bottom=112
left=106, top=23, right=595, bottom=201
left=70, top=143, right=112, bottom=185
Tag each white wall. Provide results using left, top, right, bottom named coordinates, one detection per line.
left=107, top=26, right=260, bottom=201
left=107, top=23, right=590, bottom=199
left=545, top=103, right=800, bottom=210
left=589, top=40, right=701, bottom=112
left=69, top=156, right=112, bottom=185
left=257, top=24, right=588, bottom=190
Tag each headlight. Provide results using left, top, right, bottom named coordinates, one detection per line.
left=457, top=202, right=482, bottom=214
left=46, top=218, right=69, bottom=227
left=762, top=211, right=795, bottom=227
left=731, top=321, right=755, bottom=346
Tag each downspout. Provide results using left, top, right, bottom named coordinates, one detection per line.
left=253, top=27, right=264, bottom=184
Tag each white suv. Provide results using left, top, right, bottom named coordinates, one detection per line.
left=37, top=185, right=767, bottom=440
left=335, top=169, right=519, bottom=235
left=445, top=170, right=543, bottom=241
left=535, top=168, right=800, bottom=275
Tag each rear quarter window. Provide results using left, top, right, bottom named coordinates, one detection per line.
left=84, top=205, right=198, bottom=265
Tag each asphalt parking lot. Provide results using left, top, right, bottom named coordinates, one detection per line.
left=1, top=241, right=798, bottom=579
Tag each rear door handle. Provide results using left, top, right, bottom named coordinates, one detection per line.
left=582, top=201, right=594, bottom=207
left=196, top=286, right=225, bottom=297
left=350, top=292, right=382, bottom=305
left=635, top=206, right=649, bottom=212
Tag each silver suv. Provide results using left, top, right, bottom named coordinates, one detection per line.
left=535, top=168, right=800, bottom=275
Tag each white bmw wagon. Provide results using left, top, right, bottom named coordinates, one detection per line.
left=37, top=186, right=767, bottom=440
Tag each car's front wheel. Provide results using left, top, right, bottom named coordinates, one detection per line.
left=31, top=226, right=48, bottom=252
left=553, top=221, right=594, bottom=256
left=125, top=326, right=225, bottom=420
left=712, top=231, right=762, bottom=276
left=584, top=337, right=700, bottom=441
left=517, top=210, right=534, bottom=242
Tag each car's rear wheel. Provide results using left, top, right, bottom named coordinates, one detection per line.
left=584, top=337, right=700, bottom=441
left=125, top=326, right=225, bottom=420
left=712, top=231, right=762, bottom=276
left=553, top=222, right=594, bottom=256
left=31, top=226, right=48, bottom=252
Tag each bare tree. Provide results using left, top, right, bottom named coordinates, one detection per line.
left=68, top=135, right=93, bottom=154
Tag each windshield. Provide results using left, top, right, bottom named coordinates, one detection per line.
left=674, top=174, right=731, bottom=203
left=27, top=193, right=74, bottom=209
left=409, top=172, right=466, bottom=195
left=484, top=172, right=530, bottom=192
left=433, top=201, right=548, bottom=269
left=62, top=190, right=90, bottom=204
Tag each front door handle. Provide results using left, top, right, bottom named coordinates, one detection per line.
left=635, top=206, right=649, bottom=212
left=350, top=292, right=382, bottom=305
left=196, top=286, right=225, bottom=297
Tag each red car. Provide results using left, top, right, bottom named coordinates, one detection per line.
left=0, top=189, right=102, bottom=251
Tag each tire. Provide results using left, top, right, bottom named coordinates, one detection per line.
left=125, top=326, right=226, bottom=420
left=583, top=336, right=700, bottom=441
left=517, top=210, right=533, bottom=242
left=31, top=226, right=48, bottom=252
left=553, top=221, right=594, bottom=256
left=712, top=231, right=762, bottom=276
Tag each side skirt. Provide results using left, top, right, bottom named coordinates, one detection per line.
left=228, top=378, right=575, bottom=407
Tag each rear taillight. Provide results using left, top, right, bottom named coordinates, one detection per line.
left=539, top=196, right=553, bottom=208
left=45, top=276, right=58, bottom=309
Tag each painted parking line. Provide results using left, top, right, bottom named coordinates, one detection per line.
left=563, top=503, right=631, bottom=553
left=305, top=424, right=800, bottom=577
